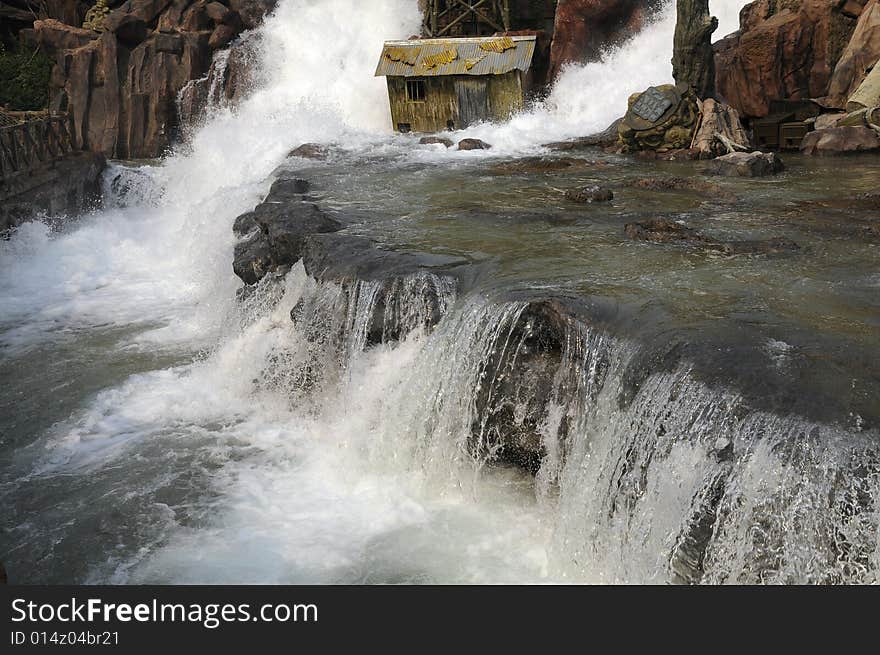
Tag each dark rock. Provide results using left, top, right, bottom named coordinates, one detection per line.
left=253, top=202, right=342, bottom=269
left=708, top=151, right=784, bottom=177
left=625, top=218, right=722, bottom=249
left=288, top=143, right=329, bottom=160
left=565, top=185, right=614, bottom=203
left=1, top=152, right=106, bottom=234
left=233, top=230, right=275, bottom=285
left=205, top=1, right=232, bottom=22
left=209, top=23, right=238, bottom=50
left=625, top=218, right=799, bottom=256
left=489, top=157, right=603, bottom=174
left=549, top=0, right=662, bottom=81
left=419, top=136, right=454, bottom=147
left=268, top=177, right=310, bottom=198
left=544, top=118, right=622, bottom=150
left=104, top=13, right=148, bottom=47
left=232, top=211, right=257, bottom=237
left=720, top=238, right=801, bottom=255
left=800, top=126, right=880, bottom=155
left=631, top=176, right=725, bottom=194
left=227, top=0, right=276, bottom=30
left=458, top=138, right=492, bottom=151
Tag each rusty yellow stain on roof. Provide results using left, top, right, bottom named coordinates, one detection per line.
left=421, top=48, right=458, bottom=70
left=384, top=47, right=419, bottom=66
left=375, top=36, right=536, bottom=78
left=479, top=37, right=515, bottom=54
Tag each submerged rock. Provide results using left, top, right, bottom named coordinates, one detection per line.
left=490, top=157, right=603, bottom=174
left=709, top=151, right=784, bottom=177
left=800, top=126, right=880, bottom=155
left=625, top=218, right=721, bottom=249
left=543, top=118, right=623, bottom=150
left=565, top=186, right=614, bottom=203
left=288, top=143, right=330, bottom=160
left=625, top=218, right=799, bottom=256
left=457, top=138, right=492, bottom=151
left=419, top=136, right=454, bottom=148
left=631, top=176, right=725, bottom=194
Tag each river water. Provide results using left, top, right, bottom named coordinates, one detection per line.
left=2, top=0, right=878, bottom=584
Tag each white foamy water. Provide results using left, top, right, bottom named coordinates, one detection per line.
left=9, top=0, right=867, bottom=587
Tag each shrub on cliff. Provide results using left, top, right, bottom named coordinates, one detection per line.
left=0, top=43, right=52, bottom=111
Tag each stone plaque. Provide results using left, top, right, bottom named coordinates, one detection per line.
left=632, top=87, right=673, bottom=122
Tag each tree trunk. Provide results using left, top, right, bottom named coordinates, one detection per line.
left=672, top=0, right=718, bottom=99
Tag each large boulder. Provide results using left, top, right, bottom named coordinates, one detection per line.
left=827, top=0, right=880, bottom=107
left=715, top=0, right=862, bottom=118
left=846, top=63, right=880, bottom=111
left=709, top=151, right=785, bottom=177
left=618, top=83, right=701, bottom=152
left=548, top=0, right=661, bottom=80
left=800, top=125, right=880, bottom=154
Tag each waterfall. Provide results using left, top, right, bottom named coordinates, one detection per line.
left=3, top=0, right=876, bottom=585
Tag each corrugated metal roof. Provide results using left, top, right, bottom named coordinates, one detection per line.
left=375, top=36, right=536, bottom=78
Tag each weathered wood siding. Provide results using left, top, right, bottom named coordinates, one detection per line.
left=387, top=71, right=525, bottom=133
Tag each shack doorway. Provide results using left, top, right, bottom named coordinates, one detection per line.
left=455, top=78, right=489, bottom=128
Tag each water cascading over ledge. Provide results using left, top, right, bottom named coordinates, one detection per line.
left=237, top=243, right=880, bottom=585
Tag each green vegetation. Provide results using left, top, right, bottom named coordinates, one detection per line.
left=0, top=43, right=53, bottom=111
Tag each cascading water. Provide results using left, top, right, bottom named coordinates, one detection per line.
left=2, top=0, right=878, bottom=585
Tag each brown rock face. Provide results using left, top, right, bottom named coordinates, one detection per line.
left=827, top=0, right=880, bottom=106
left=715, top=0, right=862, bottom=118
left=548, top=0, right=661, bottom=80
left=800, top=125, right=880, bottom=154
left=34, top=0, right=277, bottom=159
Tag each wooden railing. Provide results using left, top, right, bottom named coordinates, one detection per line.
left=0, top=113, right=77, bottom=180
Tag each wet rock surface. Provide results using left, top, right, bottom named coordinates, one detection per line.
left=490, top=157, right=604, bottom=175
left=565, top=185, right=614, bottom=203
left=419, top=136, right=454, bottom=148
left=625, top=217, right=800, bottom=256
left=800, top=125, right=880, bottom=154
left=709, top=151, right=785, bottom=177
left=458, top=138, right=492, bottom=151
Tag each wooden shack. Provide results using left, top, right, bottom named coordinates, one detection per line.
left=374, top=35, right=537, bottom=133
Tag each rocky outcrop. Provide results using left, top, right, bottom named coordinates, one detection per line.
left=33, top=0, right=276, bottom=159
left=233, top=175, right=343, bottom=285
left=800, top=125, right=880, bottom=154
left=827, top=0, right=880, bottom=107
left=548, top=0, right=661, bottom=80
left=0, top=151, right=105, bottom=232
left=714, top=0, right=865, bottom=118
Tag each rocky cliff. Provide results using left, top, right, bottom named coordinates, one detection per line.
left=32, top=0, right=275, bottom=159
left=715, top=0, right=880, bottom=118
left=548, top=0, right=663, bottom=79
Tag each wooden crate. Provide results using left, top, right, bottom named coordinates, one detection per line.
left=780, top=121, right=811, bottom=150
